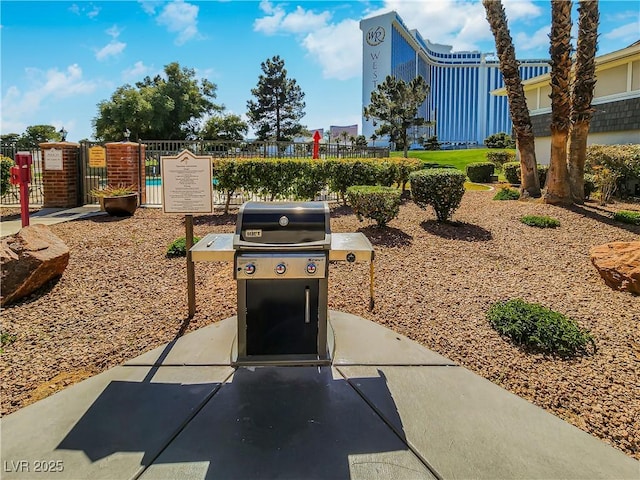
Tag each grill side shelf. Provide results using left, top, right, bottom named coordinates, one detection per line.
left=329, top=233, right=374, bottom=262
left=190, top=233, right=235, bottom=262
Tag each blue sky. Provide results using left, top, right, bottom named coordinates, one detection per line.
left=1, top=0, right=638, bottom=142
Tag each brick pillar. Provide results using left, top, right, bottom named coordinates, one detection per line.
left=40, top=142, right=80, bottom=208
left=105, top=142, right=146, bottom=205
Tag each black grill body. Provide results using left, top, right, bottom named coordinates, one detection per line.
left=233, top=202, right=331, bottom=365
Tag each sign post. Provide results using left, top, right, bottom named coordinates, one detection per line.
left=161, top=150, right=214, bottom=318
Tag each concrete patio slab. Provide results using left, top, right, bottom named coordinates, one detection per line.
left=0, top=206, right=105, bottom=237
left=139, top=366, right=436, bottom=480
left=125, top=317, right=236, bottom=366
left=1, top=365, right=233, bottom=480
left=329, top=311, right=456, bottom=366
left=338, top=365, right=640, bottom=480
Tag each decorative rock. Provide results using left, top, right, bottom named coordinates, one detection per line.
left=589, top=241, right=640, bottom=295
left=1, top=225, right=70, bottom=306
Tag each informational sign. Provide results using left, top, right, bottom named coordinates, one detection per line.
left=45, top=148, right=63, bottom=171
left=161, top=149, right=213, bottom=214
left=88, top=146, right=106, bottom=168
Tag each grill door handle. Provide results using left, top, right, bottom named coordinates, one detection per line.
left=305, top=287, right=310, bottom=324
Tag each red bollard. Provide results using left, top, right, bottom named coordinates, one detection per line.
left=14, top=152, right=32, bottom=228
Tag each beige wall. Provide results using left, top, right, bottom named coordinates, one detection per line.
left=535, top=130, right=640, bottom=165
left=595, top=64, right=628, bottom=97
left=632, top=60, right=640, bottom=91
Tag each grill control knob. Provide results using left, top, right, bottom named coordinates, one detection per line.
left=244, top=263, right=256, bottom=275
left=275, top=263, right=287, bottom=275
left=306, top=262, right=317, bottom=275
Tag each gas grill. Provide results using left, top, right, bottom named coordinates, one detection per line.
left=234, top=201, right=331, bottom=365
left=190, top=201, right=374, bottom=366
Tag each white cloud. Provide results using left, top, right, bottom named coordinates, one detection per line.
left=514, top=24, right=550, bottom=53
left=96, top=40, right=126, bottom=61
left=122, top=61, right=152, bottom=80
left=603, top=21, right=640, bottom=42
left=95, top=25, right=126, bottom=61
left=139, top=1, right=162, bottom=15
left=156, top=0, right=200, bottom=45
left=303, top=20, right=362, bottom=80
left=255, top=3, right=331, bottom=35
left=69, top=3, right=101, bottom=18
left=1, top=65, right=97, bottom=133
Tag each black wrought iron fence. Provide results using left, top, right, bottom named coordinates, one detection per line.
left=0, top=142, right=44, bottom=205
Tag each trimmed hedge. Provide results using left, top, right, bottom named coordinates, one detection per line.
left=503, top=162, right=548, bottom=187
left=409, top=168, right=466, bottom=222
left=346, top=185, right=402, bottom=227
left=1, top=156, right=14, bottom=196
left=486, top=150, right=516, bottom=169
left=466, top=162, right=495, bottom=183
left=487, top=298, right=595, bottom=356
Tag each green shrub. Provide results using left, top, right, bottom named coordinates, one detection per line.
left=583, top=173, right=596, bottom=200
left=586, top=144, right=640, bottom=198
left=493, top=185, right=520, bottom=200
left=613, top=210, right=640, bottom=225
left=167, top=236, right=201, bottom=257
left=326, top=159, right=380, bottom=206
left=502, top=162, right=548, bottom=187
left=486, top=151, right=516, bottom=169
left=388, top=157, right=422, bottom=192
left=466, top=162, right=495, bottom=183
left=484, top=132, right=515, bottom=149
left=503, top=162, right=521, bottom=184
left=422, top=162, right=457, bottom=170
left=409, top=168, right=466, bottom=222
left=520, top=215, right=560, bottom=228
left=346, top=185, right=402, bottom=227
left=487, top=298, right=595, bottom=356
left=1, top=156, right=14, bottom=196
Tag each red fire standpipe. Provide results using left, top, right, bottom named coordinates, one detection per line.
left=14, top=152, right=32, bottom=228
left=312, top=130, right=321, bottom=159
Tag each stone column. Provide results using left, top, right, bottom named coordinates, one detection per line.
left=40, top=142, right=80, bottom=208
left=105, top=142, right=146, bottom=205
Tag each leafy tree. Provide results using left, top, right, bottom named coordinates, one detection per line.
left=1, top=133, right=20, bottom=144
left=246, top=56, right=306, bottom=141
left=355, top=135, right=368, bottom=147
left=483, top=0, right=541, bottom=198
left=200, top=113, right=248, bottom=142
left=93, top=62, right=221, bottom=141
left=363, top=75, right=429, bottom=158
left=15, top=125, right=62, bottom=148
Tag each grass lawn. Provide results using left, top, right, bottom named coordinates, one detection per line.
left=394, top=148, right=515, bottom=172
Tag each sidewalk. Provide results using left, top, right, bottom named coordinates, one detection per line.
left=1, top=311, right=637, bottom=480
left=0, top=206, right=105, bottom=237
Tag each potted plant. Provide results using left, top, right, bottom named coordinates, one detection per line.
left=90, top=184, right=138, bottom=216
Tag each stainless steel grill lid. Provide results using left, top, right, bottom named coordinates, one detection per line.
left=233, top=201, right=331, bottom=249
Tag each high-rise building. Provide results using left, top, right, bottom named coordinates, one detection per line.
left=360, top=11, right=550, bottom=147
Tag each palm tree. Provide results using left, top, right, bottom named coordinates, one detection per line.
left=483, top=0, right=540, bottom=198
left=568, top=0, right=599, bottom=203
left=544, top=0, right=574, bottom=205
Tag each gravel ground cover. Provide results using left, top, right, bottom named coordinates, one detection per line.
left=1, top=192, right=639, bottom=460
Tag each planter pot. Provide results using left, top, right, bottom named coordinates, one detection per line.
left=103, top=193, right=138, bottom=216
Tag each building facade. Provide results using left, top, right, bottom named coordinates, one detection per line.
left=360, top=11, right=550, bottom=146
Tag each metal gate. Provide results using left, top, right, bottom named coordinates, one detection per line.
left=0, top=142, right=44, bottom=206
left=79, top=141, right=107, bottom=205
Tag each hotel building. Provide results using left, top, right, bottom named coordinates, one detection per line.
left=360, top=11, right=550, bottom=146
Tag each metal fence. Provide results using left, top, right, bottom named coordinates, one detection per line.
left=1, top=142, right=44, bottom=205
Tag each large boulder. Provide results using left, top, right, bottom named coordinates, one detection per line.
left=590, top=241, right=640, bottom=295
left=1, top=225, right=70, bottom=306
